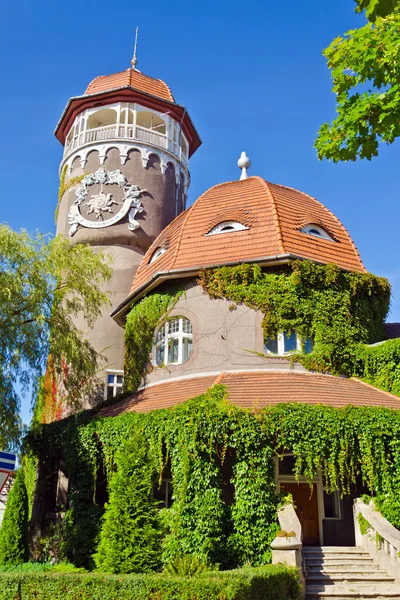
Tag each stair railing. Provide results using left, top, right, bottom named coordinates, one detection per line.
left=354, top=497, right=400, bottom=581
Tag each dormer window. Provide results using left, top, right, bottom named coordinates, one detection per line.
left=300, top=224, right=334, bottom=241
left=264, top=331, right=314, bottom=356
left=149, top=247, right=166, bottom=264
left=207, top=221, right=249, bottom=235
left=153, top=317, right=193, bottom=367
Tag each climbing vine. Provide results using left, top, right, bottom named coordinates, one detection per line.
left=25, top=386, right=400, bottom=571
left=198, top=261, right=390, bottom=376
left=54, top=165, right=85, bottom=223
left=124, top=288, right=184, bottom=392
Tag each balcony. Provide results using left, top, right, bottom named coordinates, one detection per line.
left=63, top=105, right=189, bottom=168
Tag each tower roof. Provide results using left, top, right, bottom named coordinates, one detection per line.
left=84, top=68, right=175, bottom=103
left=112, top=176, right=365, bottom=320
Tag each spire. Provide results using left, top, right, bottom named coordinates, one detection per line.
left=237, top=151, right=251, bottom=180
left=131, top=26, right=139, bottom=69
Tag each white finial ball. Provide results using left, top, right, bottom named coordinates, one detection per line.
left=237, top=151, right=251, bottom=170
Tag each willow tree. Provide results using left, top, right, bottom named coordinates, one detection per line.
left=0, top=225, right=112, bottom=449
left=316, top=5, right=400, bottom=161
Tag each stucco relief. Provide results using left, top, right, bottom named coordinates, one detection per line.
left=68, top=167, right=146, bottom=237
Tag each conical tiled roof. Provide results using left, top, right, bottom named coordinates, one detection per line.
left=129, top=176, right=365, bottom=298
left=85, top=68, right=175, bottom=103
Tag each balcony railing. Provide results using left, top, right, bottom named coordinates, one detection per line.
left=64, top=124, right=187, bottom=166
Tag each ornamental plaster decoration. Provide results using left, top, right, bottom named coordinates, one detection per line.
left=68, top=168, right=146, bottom=237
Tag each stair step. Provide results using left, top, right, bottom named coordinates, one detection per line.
left=307, top=566, right=385, bottom=573
left=307, top=574, right=395, bottom=582
left=305, top=556, right=375, bottom=563
left=304, top=547, right=368, bottom=554
left=306, top=584, right=400, bottom=598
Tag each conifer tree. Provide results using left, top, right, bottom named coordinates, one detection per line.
left=94, top=437, right=162, bottom=574
left=0, top=469, right=28, bottom=564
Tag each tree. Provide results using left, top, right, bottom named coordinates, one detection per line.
left=0, top=469, right=28, bottom=564
left=355, top=0, right=400, bottom=21
left=94, top=436, right=162, bottom=573
left=0, top=225, right=112, bottom=448
left=315, top=9, right=400, bottom=162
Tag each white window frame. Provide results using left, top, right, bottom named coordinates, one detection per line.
left=153, top=317, right=193, bottom=367
left=264, top=332, right=314, bottom=356
left=300, top=224, right=335, bottom=242
left=149, top=247, right=166, bottom=264
left=206, top=221, right=249, bottom=236
left=105, top=370, right=124, bottom=400
left=322, top=488, right=342, bottom=520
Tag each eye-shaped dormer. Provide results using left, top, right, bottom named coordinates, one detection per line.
left=300, top=224, right=335, bottom=242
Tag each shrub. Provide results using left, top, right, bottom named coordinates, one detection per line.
left=0, top=469, right=28, bottom=564
left=0, top=564, right=299, bottom=600
left=163, top=555, right=217, bottom=576
left=94, top=436, right=162, bottom=573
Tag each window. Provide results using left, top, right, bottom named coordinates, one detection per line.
left=149, top=247, right=166, bottom=264
left=278, top=455, right=296, bottom=476
left=300, top=224, right=334, bottom=241
left=154, top=317, right=193, bottom=367
left=323, top=489, right=341, bottom=519
left=106, top=372, right=124, bottom=399
left=153, top=479, right=173, bottom=508
left=264, top=331, right=314, bottom=356
left=207, top=221, right=249, bottom=235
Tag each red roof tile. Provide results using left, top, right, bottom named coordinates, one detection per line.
left=98, top=371, right=400, bottom=418
left=128, top=177, right=365, bottom=298
left=85, top=68, right=175, bottom=103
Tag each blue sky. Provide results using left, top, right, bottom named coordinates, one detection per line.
left=2, top=0, right=399, bottom=423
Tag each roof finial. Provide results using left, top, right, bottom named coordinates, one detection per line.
left=131, top=26, right=139, bottom=69
left=237, top=151, right=251, bottom=180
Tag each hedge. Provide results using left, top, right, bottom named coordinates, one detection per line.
left=0, top=564, right=299, bottom=600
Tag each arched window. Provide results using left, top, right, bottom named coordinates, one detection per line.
left=300, top=224, right=334, bottom=241
left=207, top=221, right=249, bottom=235
left=154, top=317, right=193, bottom=366
left=264, top=331, right=314, bottom=355
left=136, top=111, right=166, bottom=134
left=87, top=108, right=117, bottom=130
left=149, top=247, right=166, bottom=264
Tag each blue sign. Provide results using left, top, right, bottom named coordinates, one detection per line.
left=0, top=451, right=17, bottom=472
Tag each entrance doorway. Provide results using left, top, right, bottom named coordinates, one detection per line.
left=280, top=482, right=320, bottom=545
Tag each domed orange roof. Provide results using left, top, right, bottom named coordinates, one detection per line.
left=120, top=176, right=365, bottom=308
left=85, top=68, right=174, bottom=103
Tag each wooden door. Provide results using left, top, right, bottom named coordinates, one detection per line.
left=280, top=483, right=320, bottom=545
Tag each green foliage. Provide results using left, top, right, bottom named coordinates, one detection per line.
left=0, top=564, right=299, bottom=600
left=163, top=555, right=217, bottom=576
left=355, top=0, right=400, bottom=21
left=357, top=513, right=371, bottom=535
left=354, top=339, right=400, bottom=395
left=94, top=436, right=163, bottom=574
left=0, top=225, right=113, bottom=445
left=198, top=261, right=390, bottom=375
left=0, top=561, right=86, bottom=573
left=316, top=10, right=400, bottom=162
left=21, top=453, right=38, bottom=519
left=124, top=288, right=184, bottom=392
left=0, top=470, right=29, bottom=564
left=375, top=493, right=400, bottom=528
left=55, top=166, right=85, bottom=223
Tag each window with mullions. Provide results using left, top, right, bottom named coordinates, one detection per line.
left=106, top=373, right=124, bottom=399
left=154, top=317, right=193, bottom=367
left=264, top=331, right=314, bottom=356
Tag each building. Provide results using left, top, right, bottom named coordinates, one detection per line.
left=29, top=50, right=400, bottom=592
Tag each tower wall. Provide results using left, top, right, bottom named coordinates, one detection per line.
left=56, top=145, right=186, bottom=401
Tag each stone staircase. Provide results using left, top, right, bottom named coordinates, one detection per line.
left=304, top=546, right=400, bottom=599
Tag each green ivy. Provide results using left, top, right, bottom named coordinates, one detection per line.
left=357, top=514, right=370, bottom=535
left=124, top=288, right=184, bottom=392
left=354, top=339, right=400, bottom=396
left=54, top=165, right=85, bottom=223
left=25, top=386, right=400, bottom=571
left=198, top=261, right=390, bottom=375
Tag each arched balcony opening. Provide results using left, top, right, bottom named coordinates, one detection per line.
left=63, top=104, right=188, bottom=168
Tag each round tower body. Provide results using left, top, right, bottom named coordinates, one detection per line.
left=55, top=68, right=201, bottom=402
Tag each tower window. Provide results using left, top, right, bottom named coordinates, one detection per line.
left=206, top=221, right=249, bottom=235
left=106, top=372, right=124, bottom=399
left=153, top=317, right=193, bottom=367
left=300, top=224, right=335, bottom=241
left=264, top=331, right=314, bottom=356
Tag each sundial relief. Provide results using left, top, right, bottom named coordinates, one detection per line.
left=68, top=168, right=146, bottom=236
